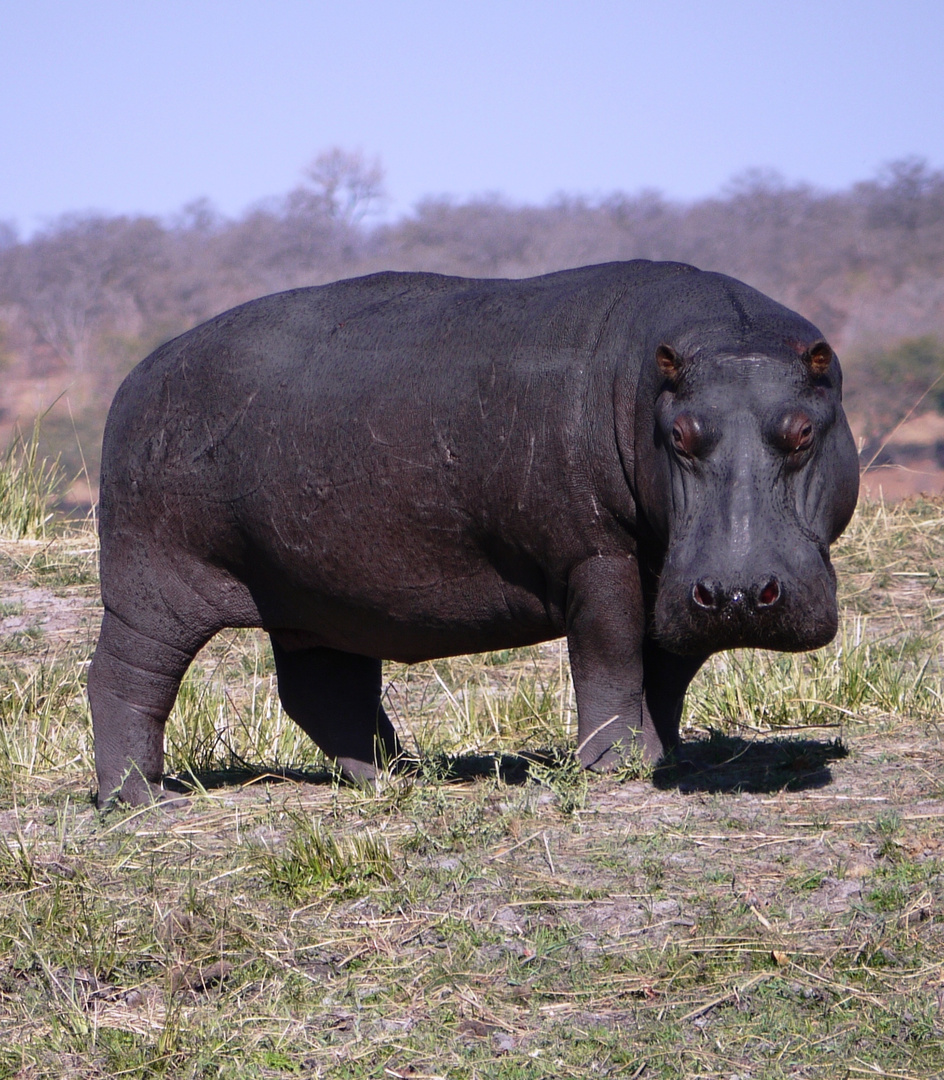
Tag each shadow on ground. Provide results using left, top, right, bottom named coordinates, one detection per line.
left=167, top=733, right=846, bottom=799
left=164, top=765, right=337, bottom=797
left=653, top=732, right=848, bottom=794
left=167, top=752, right=542, bottom=796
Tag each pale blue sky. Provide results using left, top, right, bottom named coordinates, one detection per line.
left=2, top=0, right=943, bottom=234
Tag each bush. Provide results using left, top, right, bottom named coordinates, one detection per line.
left=871, top=336, right=944, bottom=413
left=848, top=335, right=944, bottom=451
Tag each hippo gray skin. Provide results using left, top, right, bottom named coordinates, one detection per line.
left=88, top=260, right=859, bottom=806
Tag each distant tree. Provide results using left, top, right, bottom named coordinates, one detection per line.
left=5, top=215, right=116, bottom=373
left=861, top=157, right=944, bottom=232
left=174, top=197, right=224, bottom=235
left=1, top=213, right=170, bottom=376
left=295, top=147, right=386, bottom=226
left=386, top=196, right=545, bottom=274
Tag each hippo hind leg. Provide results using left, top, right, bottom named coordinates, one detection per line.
left=270, top=639, right=403, bottom=782
left=88, top=609, right=213, bottom=808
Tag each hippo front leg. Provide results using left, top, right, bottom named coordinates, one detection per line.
left=640, top=639, right=707, bottom=760
left=566, top=555, right=660, bottom=769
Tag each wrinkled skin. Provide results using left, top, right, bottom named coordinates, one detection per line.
left=88, top=261, right=859, bottom=806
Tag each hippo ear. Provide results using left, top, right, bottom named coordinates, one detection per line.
left=801, top=340, right=834, bottom=377
left=656, top=344, right=683, bottom=384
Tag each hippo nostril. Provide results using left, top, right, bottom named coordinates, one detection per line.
left=692, top=581, right=719, bottom=609
left=757, top=577, right=781, bottom=607
left=694, top=579, right=781, bottom=614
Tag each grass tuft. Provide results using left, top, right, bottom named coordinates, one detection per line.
left=0, top=420, right=65, bottom=540
left=255, top=809, right=394, bottom=900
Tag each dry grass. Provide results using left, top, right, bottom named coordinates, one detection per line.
left=0, top=496, right=942, bottom=1078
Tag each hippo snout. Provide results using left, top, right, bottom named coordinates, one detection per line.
left=691, top=574, right=782, bottom=614
left=655, top=552, right=838, bottom=656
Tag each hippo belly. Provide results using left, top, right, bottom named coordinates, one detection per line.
left=250, top=558, right=561, bottom=664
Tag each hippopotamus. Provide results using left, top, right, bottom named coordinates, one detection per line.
left=88, top=260, right=859, bottom=806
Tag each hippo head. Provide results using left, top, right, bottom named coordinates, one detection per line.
left=636, top=335, right=859, bottom=656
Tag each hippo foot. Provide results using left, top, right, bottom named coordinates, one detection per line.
left=335, top=752, right=409, bottom=789
left=580, top=736, right=669, bottom=778
left=96, top=776, right=191, bottom=813
left=583, top=746, right=622, bottom=773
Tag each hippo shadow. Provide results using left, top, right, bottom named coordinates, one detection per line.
left=166, top=733, right=844, bottom=799
left=430, top=734, right=847, bottom=795
left=163, top=752, right=538, bottom=797
left=163, top=763, right=337, bottom=798
left=652, top=731, right=848, bottom=794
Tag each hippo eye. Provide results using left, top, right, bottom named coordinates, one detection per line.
left=671, top=413, right=703, bottom=458
left=776, top=411, right=814, bottom=454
